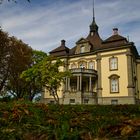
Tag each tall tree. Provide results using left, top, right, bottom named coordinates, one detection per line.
left=21, top=51, right=70, bottom=104
left=0, top=29, right=33, bottom=99
left=6, top=36, right=32, bottom=99
left=41, top=57, right=70, bottom=104
left=21, top=50, right=47, bottom=101
left=0, top=29, right=10, bottom=94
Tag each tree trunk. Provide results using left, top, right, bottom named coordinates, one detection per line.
left=51, top=88, right=59, bottom=104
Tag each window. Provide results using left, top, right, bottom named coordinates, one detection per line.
left=109, top=57, right=118, bottom=70
left=49, top=101, right=55, bottom=104
left=80, top=46, right=85, bottom=53
left=71, top=63, right=77, bottom=69
left=88, top=61, right=94, bottom=69
left=79, top=63, right=85, bottom=68
left=49, top=88, right=56, bottom=96
left=111, top=100, right=118, bottom=105
left=79, top=61, right=86, bottom=69
left=109, top=75, right=120, bottom=93
left=69, top=99, right=75, bottom=104
left=84, top=99, right=89, bottom=104
left=111, top=79, right=119, bottom=92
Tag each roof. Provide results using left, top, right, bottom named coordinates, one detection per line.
left=76, top=38, right=89, bottom=44
left=69, top=46, right=76, bottom=55
left=49, top=40, right=69, bottom=57
left=50, top=45, right=69, bottom=53
left=103, top=34, right=128, bottom=43
left=86, top=32, right=102, bottom=48
left=101, top=34, right=129, bottom=49
left=49, top=29, right=133, bottom=57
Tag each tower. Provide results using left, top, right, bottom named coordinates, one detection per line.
left=90, top=0, right=98, bottom=34
left=87, top=0, right=102, bottom=48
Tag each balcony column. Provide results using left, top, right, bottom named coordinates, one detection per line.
left=79, top=75, right=82, bottom=91
left=89, top=76, right=92, bottom=92
left=65, top=77, right=68, bottom=91
left=77, top=76, right=80, bottom=91
left=68, top=78, right=71, bottom=91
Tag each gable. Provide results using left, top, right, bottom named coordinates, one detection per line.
left=75, top=38, right=92, bottom=54
left=76, top=38, right=89, bottom=44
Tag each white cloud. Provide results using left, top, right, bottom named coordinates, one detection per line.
left=0, top=0, right=140, bottom=53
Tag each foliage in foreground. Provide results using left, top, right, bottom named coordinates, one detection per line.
left=0, top=101, right=140, bottom=140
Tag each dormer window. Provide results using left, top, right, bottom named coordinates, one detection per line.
left=80, top=46, right=85, bottom=53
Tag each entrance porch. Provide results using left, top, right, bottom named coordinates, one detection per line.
left=63, top=68, right=98, bottom=104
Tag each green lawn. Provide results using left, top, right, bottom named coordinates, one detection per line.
left=0, top=101, right=140, bottom=140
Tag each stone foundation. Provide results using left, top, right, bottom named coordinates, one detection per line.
left=40, top=96, right=137, bottom=105
left=98, top=96, right=136, bottom=105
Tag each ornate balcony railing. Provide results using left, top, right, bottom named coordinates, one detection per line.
left=70, top=68, right=97, bottom=75
left=66, top=90, right=97, bottom=97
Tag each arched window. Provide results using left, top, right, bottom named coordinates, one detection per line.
left=109, top=74, right=120, bottom=93
left=71, top=63, right=77, bottom=69
left=79, top=61, right=86, bottom=69
left=109, top=57, right=118, bottom=70
left=79, top=63, right=85, bottom=68
left=88, top=61, right=94, bottom=69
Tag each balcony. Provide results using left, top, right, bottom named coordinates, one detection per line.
left=70, top=68, right=97, bottom=76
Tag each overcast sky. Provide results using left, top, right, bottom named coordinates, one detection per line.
left=0, top=0, right=140, bottom=53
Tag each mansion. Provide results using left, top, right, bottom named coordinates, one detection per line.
left=41, top=15, right=140, bottom=105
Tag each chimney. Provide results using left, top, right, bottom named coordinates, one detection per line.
left=61, top=40, right=65, bottom=46
left=113, top=28, right=118, bottom=35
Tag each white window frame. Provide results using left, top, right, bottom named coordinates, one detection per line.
left=109, top=74, right=120, bottom=93
left=109, top=57, right=118, bottom=70
left=80, top=46, right=85, bottom=53
left=88, top=61, right=94, bottom=69
left=111, top=78, right=119, bottom=92
left=79, top=63, right=85, bottom=68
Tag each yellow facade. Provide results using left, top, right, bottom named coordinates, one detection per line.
left=101, top=50, right=128, bottom=97
left=69, top=55, right=97, bottom=70
left=42, top=15, right=140, bottom=105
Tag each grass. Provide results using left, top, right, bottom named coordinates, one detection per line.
left=0, top=101, right=140, bottom=140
